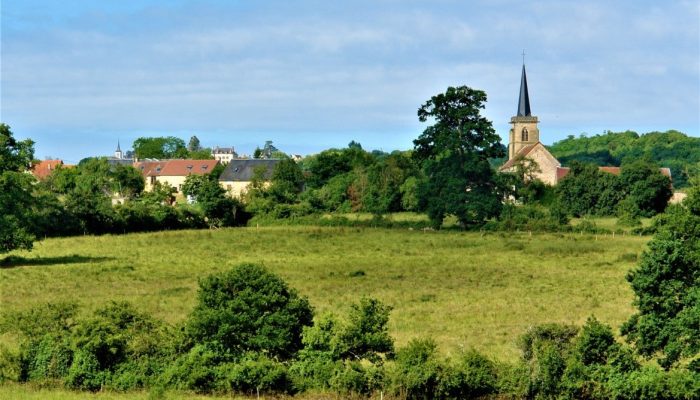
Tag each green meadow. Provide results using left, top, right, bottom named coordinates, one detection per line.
left=1, top=225, right=647, bottom=363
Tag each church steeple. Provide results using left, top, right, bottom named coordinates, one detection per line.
left=517, top=64, right=531, bottom=117
left=508, top=60, right=539, bottom=160
left=115, top=140, right=123, bottom=159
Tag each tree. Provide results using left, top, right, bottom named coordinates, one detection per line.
left=113, top=164, right=145, bottom=198
left=187, top=136, right=202, bottom=152
left=269, top=158, right=305, bottom=204
left=0, top=124, right=36, bottom=253
left=132, top=136, right=187, bottom=159
left=185, top=263, right=314, bottom=360
left=194, top=177, right=248, bottom=227
left=619, top=160, right=672, bottom=216
left=412, top=86, right=505, bottom=227
left=621, top=204, right=700, bottom=369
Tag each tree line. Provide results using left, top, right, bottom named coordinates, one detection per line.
left=549, top=129, right=700, bottom=188
left=0, top=85, right=689, bottom=255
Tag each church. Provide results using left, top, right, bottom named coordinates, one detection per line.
left=498, top=64, right=671, bottom=184
left=498, top=64, right=564, bottom=185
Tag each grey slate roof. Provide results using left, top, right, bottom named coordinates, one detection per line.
left=517, top=64, right=532, bottom=117
left=219, top=159, right=281, bottom=182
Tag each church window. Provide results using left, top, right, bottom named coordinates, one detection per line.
left=522, top=127, right=529, bottom=141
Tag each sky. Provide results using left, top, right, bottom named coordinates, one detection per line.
left=1, top=0, right=699, bottom=163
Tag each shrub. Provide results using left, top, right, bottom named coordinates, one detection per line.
left=217, top=354, right=293, bottom=395
left=159, top=344, right=220, bottom=393
left=0, top=344, right=20, bottom=383
left=185, top=263, right=314, bottom=361
left=576, top=317, right=616, bottom=366
left=437, top=350, right=497, bottom=399
left=21, top=334, right=73, bottom=382
left=389, top=338, right=442, bottom=399
left=329, top=360, right=383, bottom=395
left=288, top=350, right=340, bottom=391
left=65, top=350, right=104, bottom=391
left=518, top=323, right=578, bottom=398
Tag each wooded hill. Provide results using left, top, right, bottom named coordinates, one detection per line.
left=548, top=130, right=700, bottom=188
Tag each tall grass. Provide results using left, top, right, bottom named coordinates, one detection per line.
left=1, top=227, right=646, bottom=362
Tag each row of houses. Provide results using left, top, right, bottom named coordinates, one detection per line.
left=31, top=157, right=282, bottom=199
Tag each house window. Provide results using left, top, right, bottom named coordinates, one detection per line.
left=522, top=127, right=529, bottom=142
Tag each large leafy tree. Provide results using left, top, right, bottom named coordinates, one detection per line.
left=132, top=136, right=188, bottom=159
left=0, top=123, right=36, bottom=253
left=621, top=201, right=700, bottom=369
left=619, top=160, right=672, bottom=216
left=413, top=86, right=505, bottom=228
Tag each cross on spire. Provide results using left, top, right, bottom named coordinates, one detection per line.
left=521, top=49, right=526, bottom=65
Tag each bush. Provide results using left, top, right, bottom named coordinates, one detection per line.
left=288, top=350, right=340, bottom=391
left=389, top=338, right=442, bottom=399
left=217, top=354, right=293, bottom=395
left=518, top=323, right=579, bottom=398
left=65, top=350, right=104, bottom=391
left=21, top=334, right=73, bottom=382
left=159, top=344, right=219, bottom=393
left=185, top=263, right=314, bottom=361
left=437, top=350, right=497, bottom=399
left=576, top=317, right=616, bottom=366
left=0, top=344, right=21, bottom=383
left=329, top=360, right=383, bottom=395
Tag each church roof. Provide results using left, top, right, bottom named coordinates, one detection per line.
left=517, top=64, right=532, bottom=117
left=499, top=143, right=538, bottom=170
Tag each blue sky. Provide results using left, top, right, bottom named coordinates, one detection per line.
left=2, top=0, right=698, bottom=163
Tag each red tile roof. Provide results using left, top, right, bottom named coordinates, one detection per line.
left=31, top=160, right=64, bottom=180
left=134, top=160, right=219, bottom=177
left=556, top=167, right=571, bottom=181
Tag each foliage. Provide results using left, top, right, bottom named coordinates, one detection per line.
left=389, top=338, right=441, bottom=399
left=620, top=160, right=672, bottom=216
left=132, top=137, right=188, bottom=159
left=269, top=158, right=305, bottom=204
left=413, top=86, right=505, bottom=228
left=185, top=263, right=314, bottom=361
left=621, top=203, right=700, bottom=368
left=518, top=323, right=579, bottom=398
left=549, top=130, right=700, bottom=188
left=217, top=354, right=294, bottom=395
left=187, top=136, right=201, bottom=152
left=557, top=160, right=672, bottom=217
left=486, top=203, right=569, bottom=232
left=437, top=350, right=498, bottom=399
left=299, top=298, right=394, bottom=365
left=0, top=124, right=36, bottom=253
left=196, top=178, right=249, bottom=227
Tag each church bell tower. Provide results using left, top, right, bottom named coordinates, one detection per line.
left=508, top=63, right=540, bottom=159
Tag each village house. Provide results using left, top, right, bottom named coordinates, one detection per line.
left=499, top=64, right=672, bottom=185
left=218, top=159, right=281, bottom=198
left=212, top=146, right=238, bottom=164
left=31, top=159, right=69, bottom=180
left=134, top=159, right=219, bottom=193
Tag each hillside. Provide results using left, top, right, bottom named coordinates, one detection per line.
left=547, top=130, right=700, bottom=187
left=1, top=226, right=646, bottom=362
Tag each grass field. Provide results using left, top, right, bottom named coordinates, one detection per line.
left=1, top=225, right=648, bottom=364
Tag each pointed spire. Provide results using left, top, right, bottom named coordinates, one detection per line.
left=517, top=64, right=532, bottom=117
left=116, top=140, right=122, bottom=152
